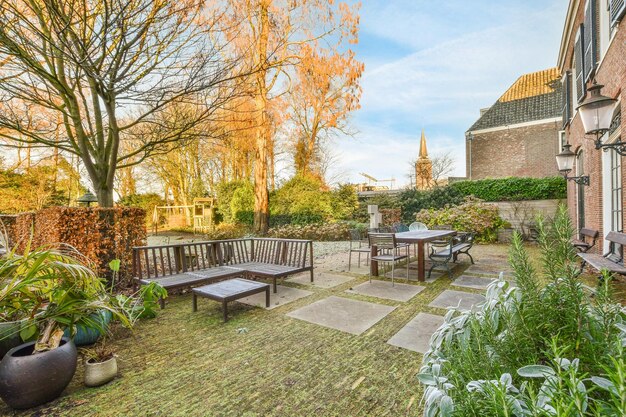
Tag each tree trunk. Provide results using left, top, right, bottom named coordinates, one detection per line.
left=253, top=0, right=271, bottom=234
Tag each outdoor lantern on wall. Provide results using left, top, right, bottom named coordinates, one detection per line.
left=577, top=81, right=623, bottom=154
left=556, top=144, right=589, bottom=186
left=77, top=190, right=98, bottom=207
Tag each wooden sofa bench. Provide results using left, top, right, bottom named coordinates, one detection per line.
left=578, top=231, right=626, bottom=278
left=572, top=228, right=599, bottom=253
left=133, top=238, right=314, bottom=307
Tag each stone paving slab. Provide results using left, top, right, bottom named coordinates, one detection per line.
left=345, top=281, right=426, bottom=302
left=452, top=275, right=496, bottom=290
left=464, top=265, right=513, bottom=277
left=428, top=290, right=486, bottom=310
left=409, top=261, right=462, bottom=271
left=286, top=271, right=355, bottom=289
left=387, top=313, right=444, bottom=353
left=384, top=268, right=443, bottom=282
left=286, top=296, right=396, bottom=335
left=238, top=285, right=313, bottom=310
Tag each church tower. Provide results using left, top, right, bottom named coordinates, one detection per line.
left=415, top=130, right=433, bottom=190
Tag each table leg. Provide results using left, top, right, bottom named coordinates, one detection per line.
left=222, top=300, right=228, bottom=322
left=192, top=294, right=197, bottom=312
left=370, top=245, right=379, bottom=276
left=273, top=278, right=277, bottom=293
left=265, top=287, right=270, bottom=308
left=417, top=241, right=425, bottom=282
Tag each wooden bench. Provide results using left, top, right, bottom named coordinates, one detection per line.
left=428, top=233, right=475, bottom=279
left=572, top=228, right=599, bottom=253
left=133, top=238, right=314, bottom=307
left=578, top=231, right=626, bottom=278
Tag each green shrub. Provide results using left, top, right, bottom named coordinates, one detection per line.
left=418, top=205, right=626, bottom=416
left=450, top=176, right=567, bottom=201
left=266, top=222, right=350, bottom=241
left=270, top=175, right=332, bottom=225
left=398, top=186, right=465, bottom=222
left=414, top=197, right=505, bottom=242
left=330, top=184, right=359, bottom=221
left=216, top=180, right=253, bottom=224
left=230, top=183, right=254, bottom=226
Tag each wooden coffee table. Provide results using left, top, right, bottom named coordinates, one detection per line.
left=192, top=278, right=271, bottom=322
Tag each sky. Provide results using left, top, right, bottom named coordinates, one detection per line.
left=329, top=0, right=568, bottom=187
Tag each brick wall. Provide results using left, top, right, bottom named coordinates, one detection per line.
left=562, top=8, right=626, bottom=254
left=467, top=121, right=561, bottom=179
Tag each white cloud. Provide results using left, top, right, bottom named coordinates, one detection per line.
left=334, top=0, right=568, bottom=186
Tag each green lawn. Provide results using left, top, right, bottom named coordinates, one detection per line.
left=2, top=243, right=619, bottom=417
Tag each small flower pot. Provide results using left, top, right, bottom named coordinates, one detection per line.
left=84, top=356, right=118, bottom=387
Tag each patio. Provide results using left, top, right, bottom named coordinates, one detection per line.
left=0, top=243, right=552, bottom=416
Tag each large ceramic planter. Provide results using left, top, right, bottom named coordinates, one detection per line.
left=84, top=356, right=118, bottom=387
left=0, top=337, right=77, bottom=409
left=63, top=310, right=113, bottom=346
left=0, top=320, right=25, bottom=359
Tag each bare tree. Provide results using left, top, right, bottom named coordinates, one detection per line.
left=0, top=0, right=243, bottom=206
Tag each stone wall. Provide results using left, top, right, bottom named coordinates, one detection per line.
left=466, top=120, right=561, bottom=179
left=493, top=199, right=563, bottom=234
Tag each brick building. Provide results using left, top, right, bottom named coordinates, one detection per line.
left=558, top=0, right=625, bottom=253
left=465, top=68, right=563, bottom=179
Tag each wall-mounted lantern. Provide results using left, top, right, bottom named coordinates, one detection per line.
left=578, top=81, right=623, bottom=154
left=556, top=144, right=589, bottom=186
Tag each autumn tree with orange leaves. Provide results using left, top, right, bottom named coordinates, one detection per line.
left=223, top=0, right=363, bottom=233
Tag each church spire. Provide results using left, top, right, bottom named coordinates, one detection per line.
left=415, top=129, right=433, bottom=190
left=419, top=129, right=428, bottom=159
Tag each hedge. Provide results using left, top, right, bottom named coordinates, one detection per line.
left=10, top=207, right=146, bottom=288
left=449, top=176, right=566, bottom=202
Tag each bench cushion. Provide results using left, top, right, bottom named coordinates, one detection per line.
left=578, top=253, right=626, bottom=274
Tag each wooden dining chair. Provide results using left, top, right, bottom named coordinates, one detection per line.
left=368, top=233, right=408, bottom=286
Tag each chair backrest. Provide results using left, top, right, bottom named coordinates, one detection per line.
left=349, top=229, right=362, bottom=241
left=409, top=222, right=428, bottom=231
left=429, top=235, right=454, bottom=259
left=368, top=233, right=397, bottom=250
left=393, top=223, right=410, bottom=232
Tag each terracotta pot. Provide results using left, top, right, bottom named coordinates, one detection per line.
left=84, top=356, right=117, bottom=387
left=0, top=337, right=77, bottom=409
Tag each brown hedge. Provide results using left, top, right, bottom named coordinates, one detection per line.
left=11, top=207, right=146, bottom=288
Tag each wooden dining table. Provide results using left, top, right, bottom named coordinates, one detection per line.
left=370, top=230, right=457, bottom=282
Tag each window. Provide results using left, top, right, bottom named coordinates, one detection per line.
left=574, top=26, right=585, bottom=103
left=610, top=0, right=626, bottom=26
left=558, top=130, right=567, bottom=151
left=610, top=148, right=622, bottom=232
left=562, top=72, right=572, bottom=128
left=584, top=0, right=599, bottom=82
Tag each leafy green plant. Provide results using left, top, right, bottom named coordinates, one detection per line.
left=266, top=222, right=350, bottom=241
left=415, top=197, right=505, bottom=242
left=0, top=245, right=132, bottom=353
left=417, top=205, right=626, bottom=416
left=450, top=176, right=567, bottom=202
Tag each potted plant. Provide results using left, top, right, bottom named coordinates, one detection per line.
left=0, top=245, right=131, bottom=409
left=82, top=340, right=118, bottom=387
left=81, top=281, right=167, bottom=389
